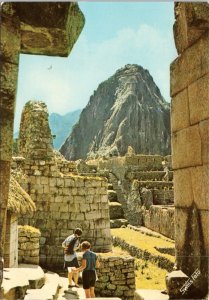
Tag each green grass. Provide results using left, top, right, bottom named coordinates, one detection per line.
left=111, top=228, right=175, bottom=263
left=135, top=258, right=167, bottom=290
left=112, top=246, right=167, bottom=290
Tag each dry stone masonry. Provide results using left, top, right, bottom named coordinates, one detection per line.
left=13, top=101, right=112, bottom=268
left=95, top=255, right=135, bottom=300
left=18, top=225, right=41, bottom=265
left=87, top=153, right=174, bottom=238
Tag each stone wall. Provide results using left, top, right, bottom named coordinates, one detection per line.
left=13, top=158, right=112, bottom=267
left=18, top=225, right=40, bottom=265
left=112, top=236, right=174, bottom=272
left=90, top=154, right=167, bottom=182
left=95, top=255, right=135, bottom=300
left=144, top=205, right=175, bottom=240
left=170, top=3, right=209, bottom=297
left=88, top=154, right=174, bottom=228
left=4, top=213, right=18, bottom=268
left=12, top=101, right=112, bottom=268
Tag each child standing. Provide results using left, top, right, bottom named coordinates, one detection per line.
left=73, top=241, right=100, bottom=298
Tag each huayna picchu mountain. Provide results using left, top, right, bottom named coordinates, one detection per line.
left=60, top=64, right=171, bottom=160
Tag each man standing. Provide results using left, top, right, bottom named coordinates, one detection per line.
left=62, top=228, right=83, bottom=288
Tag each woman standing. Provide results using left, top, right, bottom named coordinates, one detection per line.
left=73, top=241, right=100, bottom=298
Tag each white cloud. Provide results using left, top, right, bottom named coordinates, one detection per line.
left=15, top=23, right=176, bottom=132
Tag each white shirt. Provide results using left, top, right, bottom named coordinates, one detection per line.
left=62, top=234, right=80, bottom=262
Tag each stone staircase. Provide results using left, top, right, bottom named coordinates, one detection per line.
left=107, top=183, right=128, bottom=228
left=2, top=264, right=122, bottom=300
left=2, top=264, right=82, bottom=300
left=24, top=272, right=60, bottom=300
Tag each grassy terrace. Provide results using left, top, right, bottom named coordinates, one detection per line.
left=112, top=246, right=168, bottom=290
left=111, top=228, right=175, bottom=290
left=111, top=228, right=175, bottom=262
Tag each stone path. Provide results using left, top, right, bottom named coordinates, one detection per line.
left=135, top=289, right=169, bottom=300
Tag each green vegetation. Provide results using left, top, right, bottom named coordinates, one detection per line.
left=112, top=246, right=167, bottom=290
left=111, top=228, right=175, bottom=289
left=135, top=258, right=167, bottom=290
left=18, top=225, right=40, bottom=234
left=111, top=228, right=175, bottom=263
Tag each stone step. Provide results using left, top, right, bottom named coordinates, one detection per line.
left=134, top=289, right=169, bottom=300
left=109, top=202, right=124, bottom=219
left=107, top=190, right=118, bottom=201
left=137, top=181, right=173, bottom=189
left=2, top=264, right=45, bottom=300
left=58, top=277, right=85, bottom=300
left=24, top=272, right=60, bottom=300
left=110, top=218, right=128, bottom=228
left=127, top=171, right=173, bottom=181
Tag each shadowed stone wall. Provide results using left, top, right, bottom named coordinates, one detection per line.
left=4, top=214, right=18, bottom=268
left=171, top=3, right=209, bottom=297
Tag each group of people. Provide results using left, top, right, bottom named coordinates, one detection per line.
left=62, top=228, right=100, bottom=299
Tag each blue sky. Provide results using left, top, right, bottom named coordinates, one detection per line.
left=15, top=2, right=176, bottom=132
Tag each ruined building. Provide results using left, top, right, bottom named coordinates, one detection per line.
left=13, top=101, right=112, bottom=267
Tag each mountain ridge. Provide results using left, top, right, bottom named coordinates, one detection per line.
left=60, top=64, right=171, bottom=160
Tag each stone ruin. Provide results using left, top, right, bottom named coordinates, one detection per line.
left=1, top=2, right=208, bottom=299
left=86, top=152, right=174, bottom=240
left=9, top=100, right=136, bottom=300
left=13, top=101, right=112, bottom=268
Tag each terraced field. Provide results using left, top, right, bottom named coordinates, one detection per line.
left=111, top=227, right=175, bottom=290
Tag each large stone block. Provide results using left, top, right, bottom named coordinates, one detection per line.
left=190, top=165, right=209, bottom=210
left=0, top=112, right=14, bottom=161
left=199, top=119, right=209, bottom=165
left=1, top=16, right=20, bottom=64
left=1, top=61, right=19, bottom=99
left=172, top=125, right=202, bottom=169
left=173, top=3, right=209, bottom=54
left=165, top=270, right=189, bottom=299
left=175, top=208, right=189, bottom=252
left=188, top=73, right=209, bottom=125
left=171, top=31, right=209, bottom=96
left=174, top=168, right=193, bottom=207
left=171, top=88, right=190, bottom=133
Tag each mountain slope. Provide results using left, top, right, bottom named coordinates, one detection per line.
left=60, top=64, right=171, bottom=160
left=49, top=109, right=81, bottom=149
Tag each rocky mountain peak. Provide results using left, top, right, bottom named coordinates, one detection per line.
left=60, top=64, right=171, bottom=160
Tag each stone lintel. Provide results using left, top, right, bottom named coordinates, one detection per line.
left=13, top=2, right=85, bottom=57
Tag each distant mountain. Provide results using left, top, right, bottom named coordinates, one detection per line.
left=60, top=64, right=171, bottom=160
left=49, top=109, right=81, bottom=149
